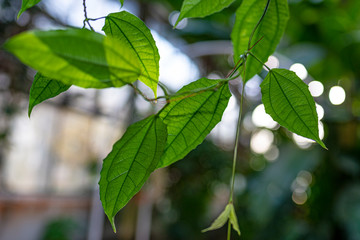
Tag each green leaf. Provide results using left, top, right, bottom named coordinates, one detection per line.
left=28, top=73, right=70, bottom=117
left=103, top=11, right=160, bottom=96
left=120, top=0, right=124, bottom=6
left=202, top=203, right=241, bottom=235
left=231, top=0, right=289, bottom=81
left=4, top=28, right=141, bottom=89
left=99, top=115, right=167, bottom=232
left=202, top=204, right=231, bottom=233
left=260, top=69, right=326, bottom=149
left=229, top=204, right=241, bottom=236
left=175, top=0, right=235, bottom=27
left=157, top=78, right=231, bottom=168
left=18, top=0, right=41, bottom=19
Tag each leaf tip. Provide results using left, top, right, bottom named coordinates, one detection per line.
left=108, top=215, right=117, bottom=233
left=318, top=140, right=327, bottom=150
left=28, top=106, right=33, bottom=118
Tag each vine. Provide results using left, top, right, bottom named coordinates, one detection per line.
left=4, top=0, right=327, bottom=238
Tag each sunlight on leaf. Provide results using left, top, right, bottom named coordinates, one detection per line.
left=4, top=29, right=141, bottom=89
left=231, top=0, right=289, bottom=81
left=28, top=73, right=70, bottom=117
left=175, top=0, right=235, bottom=27
left=157, top=78, right=231, bottom=168
left=99, top=115, right=167, bottom=232
left=260, top=69, right=326, bottom=149
left=103, top=11, right=160, bottom=96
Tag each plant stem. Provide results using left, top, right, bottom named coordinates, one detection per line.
left=227, top=58, right=246, bottom=240
left=82, top=0, right=94, bottom=31
left=247, top=0, right=271, bottom=50
left=129, top=80, right=228, bottom=104
left=227, top=219, right=232, bottom=240
left=247, top=52, right=271, bottom=71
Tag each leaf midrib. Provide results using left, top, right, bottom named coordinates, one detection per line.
left=270, top=71, right=319, bottom=141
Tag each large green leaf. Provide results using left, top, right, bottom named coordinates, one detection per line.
left=103, top=11, right=160, bottom=96
left=260, top=69, right=326, bottom=148
left=157, top=78, right=231, bottom=168
left=4, top=29, right=141, bottom=89
left=175, top=0, right=235, bottom=27
left=28, top=73, right=70, bottom=117
left=99, top=115, right=167, bottom=231
left=18, top=0, right=41, bottom=19
left=231, top=0, right=289, bottom=81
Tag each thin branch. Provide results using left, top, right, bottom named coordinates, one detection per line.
left=247, top=51, right=271, bottom=71
left=248, top=36, right=264, bottom=51
left=82, top=0, right=94, bottom=31
left=247, top=0, right=271, bottom=50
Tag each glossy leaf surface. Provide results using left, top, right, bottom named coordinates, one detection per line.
left=157, top=78, right=231, bottom=168
left=175, top=0, right=235, bottom=27
left=4, top=29, right=141, bottom=89
left=99, top=115, right=167, bottom=231
left=231, top=0, right=289, bottom=81
left=18, top=0, right=41, bottom=19
left=103, top=11, right=160, bottom=95
left=28, top=73, right=70, bottom=117
left=260, top=69, right=326, bottom=148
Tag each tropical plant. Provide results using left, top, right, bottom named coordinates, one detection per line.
left=3, top=0, right=327, bottom=238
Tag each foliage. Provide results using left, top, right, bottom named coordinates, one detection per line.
left=2, top=0, right=329, bottom=238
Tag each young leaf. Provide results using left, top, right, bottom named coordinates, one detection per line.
left=28, top=73, right=70, bottom=117
left=3, top=29, right=141, bottom=89
left=229, top=204, right=241, bottom=236
left=175, top=0, right=235, bottom=27
left=157, top=78, right=231, bottom=168
left=18, top=0, right=41, bottom=19
left=202, top=204, right=231, bottom=233
left=260, top=69, right=326, bottom=149
left=103, top=11, right=160, bottom=96
left=119, top=0, right=124, bottom=6
left=99, top=115, right=167, bottom=232
left=231, top=0, right=289, bottom=81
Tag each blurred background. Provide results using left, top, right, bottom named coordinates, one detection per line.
left=0, top=0, right=360, bottom=239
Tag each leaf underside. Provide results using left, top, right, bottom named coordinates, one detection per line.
left=18, top=0, right=41, bottom=19
left=4, top=29, right=141, bottom=89
left=175, top=0, right=235, bottom=27
left=28, top=73, right=70, bottom=117
left=260, top=68, right=326, bottom=148
left=103, top=11, right=160, bottom=96
left=99, top=115, right=167, bottom=232
left=157, top=78, right=231, bottom=168
left=231, top=0, right=289, bottom=81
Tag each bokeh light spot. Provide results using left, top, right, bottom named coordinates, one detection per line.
left=290, top=63, right=308, bottom=80
left=308, top=81, right=324, bottom=97
left=329, top=86, right=346, bottom=105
